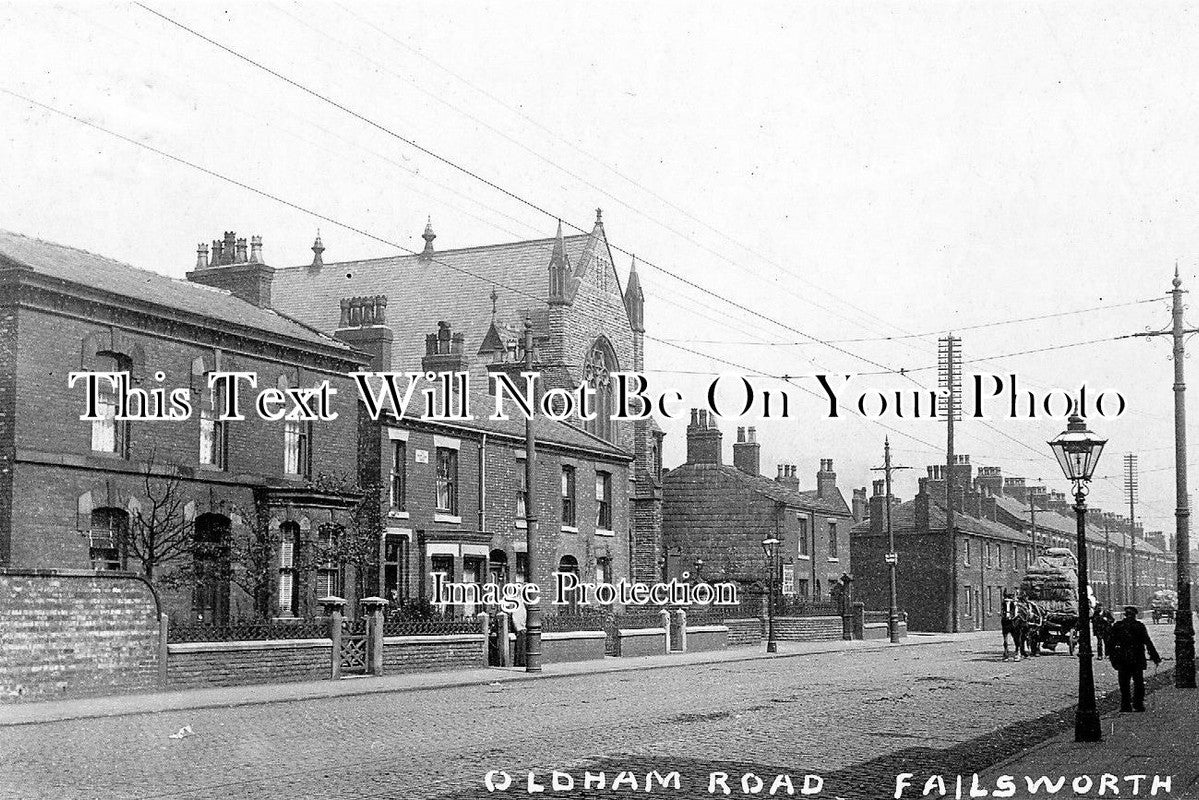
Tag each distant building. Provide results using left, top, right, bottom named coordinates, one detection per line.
left=661, top=411, right=854, bottom=599
left=851, top=457, right=1176, bottom=632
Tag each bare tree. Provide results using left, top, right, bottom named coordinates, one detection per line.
left=226, top=492, right=276, bottom=620
left=122, top=451, right=195, bottom=589
left=304, top=472, right=380, bottom=613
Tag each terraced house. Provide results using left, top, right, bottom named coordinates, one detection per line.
left=850, top=457, right=1176, bottom=632
left=0, top=230, right=368, bottom=625
left=661, top=412, right=855, bottom=600
left=237, top=213, right=659, bottom=607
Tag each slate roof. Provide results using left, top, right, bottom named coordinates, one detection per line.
left=666, top=462, right=853, bottom=517
left=398, top=386, right=631, bottom=460
left=270, top=231, right=602, bottom=372
left=0, top=230, right=359, bottom=357
left=854, top=493, right=1168, bottom=555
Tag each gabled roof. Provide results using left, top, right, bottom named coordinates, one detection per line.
left=270, top=228, right=619, bottom=373
left=666, top=462, right=853, bottom=517
left=0, top=230, right=360, bottom=357
left=854, top=494, right=1169, bottom=555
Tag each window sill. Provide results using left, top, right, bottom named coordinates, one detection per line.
left=198, top=463, right=226, bottom=473
left=595, top=528, right=615, bottom=537
left=797, top=554, right=811, bottom=561
left=561, top=526, right=579, bottom=534
left=827, top=557, right=840, bottom=563
left=514, top=520, right=527, bottom=529
left=387, top=510, right=410, bottom=519
left=435, top=513, right=462, bottom=524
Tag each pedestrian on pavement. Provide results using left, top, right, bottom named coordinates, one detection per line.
left=1108, top=605, right=1161, bottom=712
left=511, top=596, right=528, bottom=668
left=1092, top=602, right=1114, bottom=659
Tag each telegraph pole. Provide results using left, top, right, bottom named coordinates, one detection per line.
left=1129, top=267, right=1195, bottom=689
left=872, top=437, right=910, bottom=643
left=939, top=335, right=962, bottom=633
left=523, top=316, right=542, bottom=673
left=1125, top=454, right=1139, bottom=606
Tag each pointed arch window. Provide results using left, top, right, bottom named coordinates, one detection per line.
left=583, top=337, right=618, bottom=442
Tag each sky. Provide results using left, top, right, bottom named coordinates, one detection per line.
left=2, top=1, right=1198, bottom=537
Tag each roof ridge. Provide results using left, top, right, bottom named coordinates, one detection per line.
left=273, top=234, right=591, bottom=272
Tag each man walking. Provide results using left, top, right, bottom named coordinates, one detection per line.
left=1092, top=602, right=1114, bottom=659
left=1108, top=605, right=1162, bottom=712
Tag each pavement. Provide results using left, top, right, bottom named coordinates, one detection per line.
left=0, top=630, right=968, bottom=726
left=976, top=670, right=1199, bottom=799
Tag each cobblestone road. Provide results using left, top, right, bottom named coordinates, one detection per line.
left=0, top=635, right=1164, bottom=799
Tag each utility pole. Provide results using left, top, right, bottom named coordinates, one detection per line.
left=871, top=437, right=910, bottom=644
left=523, top=316, right=542, bottom=673
left=1125, top=453, right=1139, bottom=606
left=939, top=335, right=962, bottom=633
left=1129, top=267, right=1195, bottom=689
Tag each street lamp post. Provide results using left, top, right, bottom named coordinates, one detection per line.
left=1049, top=414, right=1107, bottom=743
left=762, top=537, right=779, bottom=654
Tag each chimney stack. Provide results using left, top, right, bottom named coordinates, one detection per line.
left=685, top=409, right=723, bottom=465
left=852, top=486, right=867, bottom=523
left=187, top=231, right=275, bottom=308
left=422, top=320, right=467, bottom=374
left=333, top=296, right=392, bottom=370
left=732, top=425, right=761, bottom=476
left=816, top=458, right=837, bottom=499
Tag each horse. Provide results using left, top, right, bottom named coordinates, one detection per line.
left=1001, top=593, right=1041, bottom=661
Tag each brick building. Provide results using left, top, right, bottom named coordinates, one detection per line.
left=327, top=299, right=633, bottom=614
left=661, top=411, right=854, bottom=599
left=850, top=456, right=1176, bottom=632
left=0, top=230, right=368, bottom=624
left=262, top=214, right=663, bottom=594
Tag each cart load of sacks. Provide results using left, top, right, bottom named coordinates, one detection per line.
left=1019, top=548, right=1079, bottom=618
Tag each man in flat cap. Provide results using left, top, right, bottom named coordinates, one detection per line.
left=1108, top=605, right=1162, bottom=712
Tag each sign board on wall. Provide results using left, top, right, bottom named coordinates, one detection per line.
left=782, top=564, right=795, bottom=595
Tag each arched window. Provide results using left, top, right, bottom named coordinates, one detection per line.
left=557, top=555, right=581, bottom=612
left=193, top=514, right=231, bottom=624
left=582, top=338, right=618, bottom=442
left=278, top=522, right=301, bottom=618
left=92, top=352, right=131, bottom=457
left=89, top=507, right=128, bottom=571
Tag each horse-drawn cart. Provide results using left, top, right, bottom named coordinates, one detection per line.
left=1019, top=548, right=1083, bottom=657
left=1151, top=589, right=1178, bottom=624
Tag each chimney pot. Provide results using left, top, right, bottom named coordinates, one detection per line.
left=249, top=235, right=263, bottom=264
left=196, top=243, right=209, bottom=270
left=747, top=426, right=756, bottom=442
left=737, top=427, right=746, bottom=443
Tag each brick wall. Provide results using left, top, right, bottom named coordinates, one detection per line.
left=381, top=635, right=484, bottom=673
left=167, top=640, right=330, bottom=688
left=771, top=616, right=843, bottom=642
left=0, top=570, right=161, bottom=702
left=724, top=618, right=762, bottom=647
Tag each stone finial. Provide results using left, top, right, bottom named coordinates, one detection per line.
left=421, top=217, right=436, bottom=257
left=310, top=231, right=325, bottom=269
